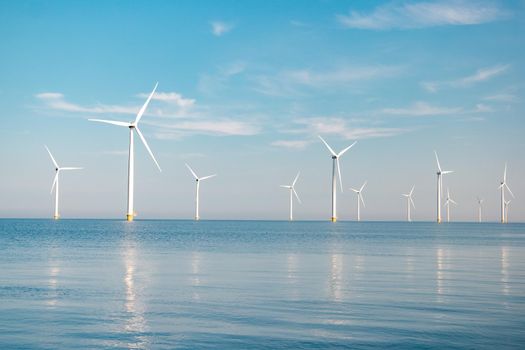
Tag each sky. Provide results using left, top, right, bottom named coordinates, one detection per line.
left=0, top=0, right=524, bottom=221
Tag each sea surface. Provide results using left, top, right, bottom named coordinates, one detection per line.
left=0, top=219, right=524, bottom=349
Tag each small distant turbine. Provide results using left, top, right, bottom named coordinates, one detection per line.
left=444, top=188, right=458, bottom=223
left=280, top=172, right=301, bottom=221
left=402, top=186, right=415, bottom=222
left=477, top=197, right=484, bottom=223
left=44, top=145, right=82, bottom=220
left=435, top=151, right=453, bottom=223
left=319, top=136, right=357, bottom=222
left=499, top=163, right=514, bottom=224
left=504, top=200, right=511, bottom=223
left=186, top=164, right=216, bottom=221
left=350, top=181, right=367, bottom=222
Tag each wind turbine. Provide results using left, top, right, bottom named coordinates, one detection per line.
left=186, top=164, right=216, bottom=221
left=499, top=163, right=514, bottom=224
left=504, top=200, right=511, bottom=223
left=477, top=197, right=484, bottom=223
left=444, top=188, right=457, bottom=223
left=350, top=181, right=367, bottom=222
left=44, top=145, right=82, bottom=220
left=319, top=136, right=357, bottom=222
left=435, top=151, right=453, bottom=223
left=89, top=83, right=161, bottom=221
left=280, top=172, right=301, bottom=221
left=402, top=186, right=415, bottom=222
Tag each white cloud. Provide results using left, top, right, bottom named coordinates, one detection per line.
left=422, top=64, right=509, bottom=92
left=337, top=1, right=507, bottom=30
left=211, top=21, right=233, bottom=36
left=483, top=92, right=516, bottom=102
left=382, top=101, right=462, bottom=116
left=271, top=140, right=311, bottom=149
left=35, top=92, right=137, bottom=114
left=155, top=119, right=260, bottom=137
left=138, top=92, right=195, bottom=108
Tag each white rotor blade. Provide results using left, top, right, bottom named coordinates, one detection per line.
left=409, top=185, right=415, bottom=196
left=88, top=119, right=131, bottom=127
left=410, top=197, right=415, bottom=208
left=135, top=82, right=158, bottom=125
left=44, top=145, right=59, bottom=168
left=360, top=180, right=367, bottom=192
left=360, top=193, right=365, bottom=208
left=318, top=135, right=337, bottom=156
left=200, top=174, right=217, bottom=181
left=434, top=151, right=442, bottom=172
left=402, top=194, right=409, bottom=197
left=505, top=183, right=515, bottom=198
left=50, top=172, right=58, bottom=194
left=337, top=141, right=357, bottom=158
left=280, top=185, right=291, bottom=189
left=442, top=170, right=454, bottom=175
left=336, top=158, right=343, bottom=192
left=350, top=188, right=359, bottom=193
left=60, top=167, right=83, bottom=170
left=293, top=188, right=302, bottom=204
left=185, top=163, right=199, bottom=179
left=292, top=171, right=300, bottom=187
left=135, top=127, right=161, bottom=172
left=503, top=163, right=507, bottom=182
left=450, top=199, right=458, bottom=205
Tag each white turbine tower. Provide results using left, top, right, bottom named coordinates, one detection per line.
left=504, top=200, right=511, bottom=223
left=435, top=151, right=453, bottom=223
left=350, top=181, right=367, bottom=222
left=477, top=197, right=484, bottom=223
left=280, top=172, right=301, bottom=221
left=319, top=136, right=357, bottom=222
left=186, top=164, right=216, bottom=221
left=402, top=186, right=415, bottom=222
left=499, top=163, right=514, bottom=224
left=89, top=83, right=161, bottom=221
left=44, top=145, right=82, bottom=220
left=444, top=188, right=457, bottom=223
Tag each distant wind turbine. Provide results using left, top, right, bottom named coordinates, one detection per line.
left=477, top=197, right=484, bottom=223
left=504, top=200, right=511, bottom=223
left=499, top=163, right=514, bottom=224
left=435, top=151, right=453, bottom=223
left=280, top=172, right=301, bottom=221
left=89, top=83, right=161, bottom=221
left=402, top=186, right=415, bottom=222
left=44, top=145, right=82, bottom=220
left=350, top=181, right=367, bottom=222
left=444, top=188, right=458, bottom=223
left=186, top=164, right=216, bottom=221
left=319, top=136, right=357, bottom=222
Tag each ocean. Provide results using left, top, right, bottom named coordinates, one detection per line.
left=0, top=219, right=524, bottom=349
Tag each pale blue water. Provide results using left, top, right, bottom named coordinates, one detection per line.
left=0, top=220, right=524, bottom=349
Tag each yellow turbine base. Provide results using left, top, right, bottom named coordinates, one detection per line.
left=126, top=214, right=134, bottom=222
left=331, top=217, right=337, bottom=222
left=53, top=215, right=60, bottom=220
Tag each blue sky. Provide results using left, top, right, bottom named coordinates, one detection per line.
left=0, top=0, right=524, bottom=221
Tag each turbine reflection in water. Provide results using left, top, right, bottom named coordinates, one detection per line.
left=501, top=246, right=510, bottom=295
left=191, top=252, right=202, bottom=300
left=329, top=253, right=344, bottom=302
left=46, top=248, right=60, bottom=307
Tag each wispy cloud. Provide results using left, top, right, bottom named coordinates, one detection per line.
left=137, top=92, right=195, bottom=107
left=153, top=119, right=260, bottom=137
left=421, top=64, right=509, bottom=92
left=483, top=92, right=517, bottom=102
left=211, top=21, right=234, bottom=36
left=337, top=1, right=508, bottom=30
left=382, top=101, right=462, bottom=116
left=271, top=140, right=311, bottom=149
left=35, top=92, right=137, bottom=114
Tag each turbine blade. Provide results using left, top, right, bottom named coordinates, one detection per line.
left=185, top=163, right=199, bottom=179
left=280, top=185, right=291, bottom=188
left=50, top=172, right=58, bottom=194
left=360, top=180, right=367, bottom=192
left=292, top=171, right=300, bottom=187
left=350, top=188, right=359, bottom=193
left=410, top=197, right=415, bottom=209
left=336, top=158, right=343, bottom=192
left=442, top=170, right=454, bottom=175
left=293, top=188, right=302, bottom=204
left=135, top=127, right=161, bottom=172
left=360, top=193, right=365, bottom=208
left=88, top=119, right=131, bottom=127
left=451, top=199, right=458, bottom=205
left=44, top=145, right=59, bottom=168
left=402, top=194, right=409, bottom=197
left=135, top=82, right=158, bottom=125
left=337, top=141, right=357, bottom=157
left=318, top=135, right=337, bottom=156
left=434, top=151, right=442, bottom=172
left=409, top=185, right=415, bottom=196
left=200, top=174, right=217, bottom=181
left=505, top=183, right=515, bottom=198
left=504, top=162, right=507, bottom=182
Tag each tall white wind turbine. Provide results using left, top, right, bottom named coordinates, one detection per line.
left=499, top=163, right=514, bottom=224
left=504, top=200, right=511, bottom=223
left=444, top=188, right=457, bottom=223
left=477, top=197, right=484, bottom=223
left=319, top=136, right=357, bottom=222
left=44, top=145, right=82, bottom=220
left=402, top=186, right=415, bottom=222
left=280, top=172, right=301, bottom=221
left=350, top=181, right=367, bottom=222
left=435, top=151, right=453, bottom=223
left=89, top=83, right=161, bottom=221
left=186, top=164, right=216, bottom=221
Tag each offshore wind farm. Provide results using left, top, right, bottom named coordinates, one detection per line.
left=0, top=1, right=524, bottom=349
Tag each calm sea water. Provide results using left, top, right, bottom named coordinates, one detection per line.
left=0, top=219, right=524, bottom=349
